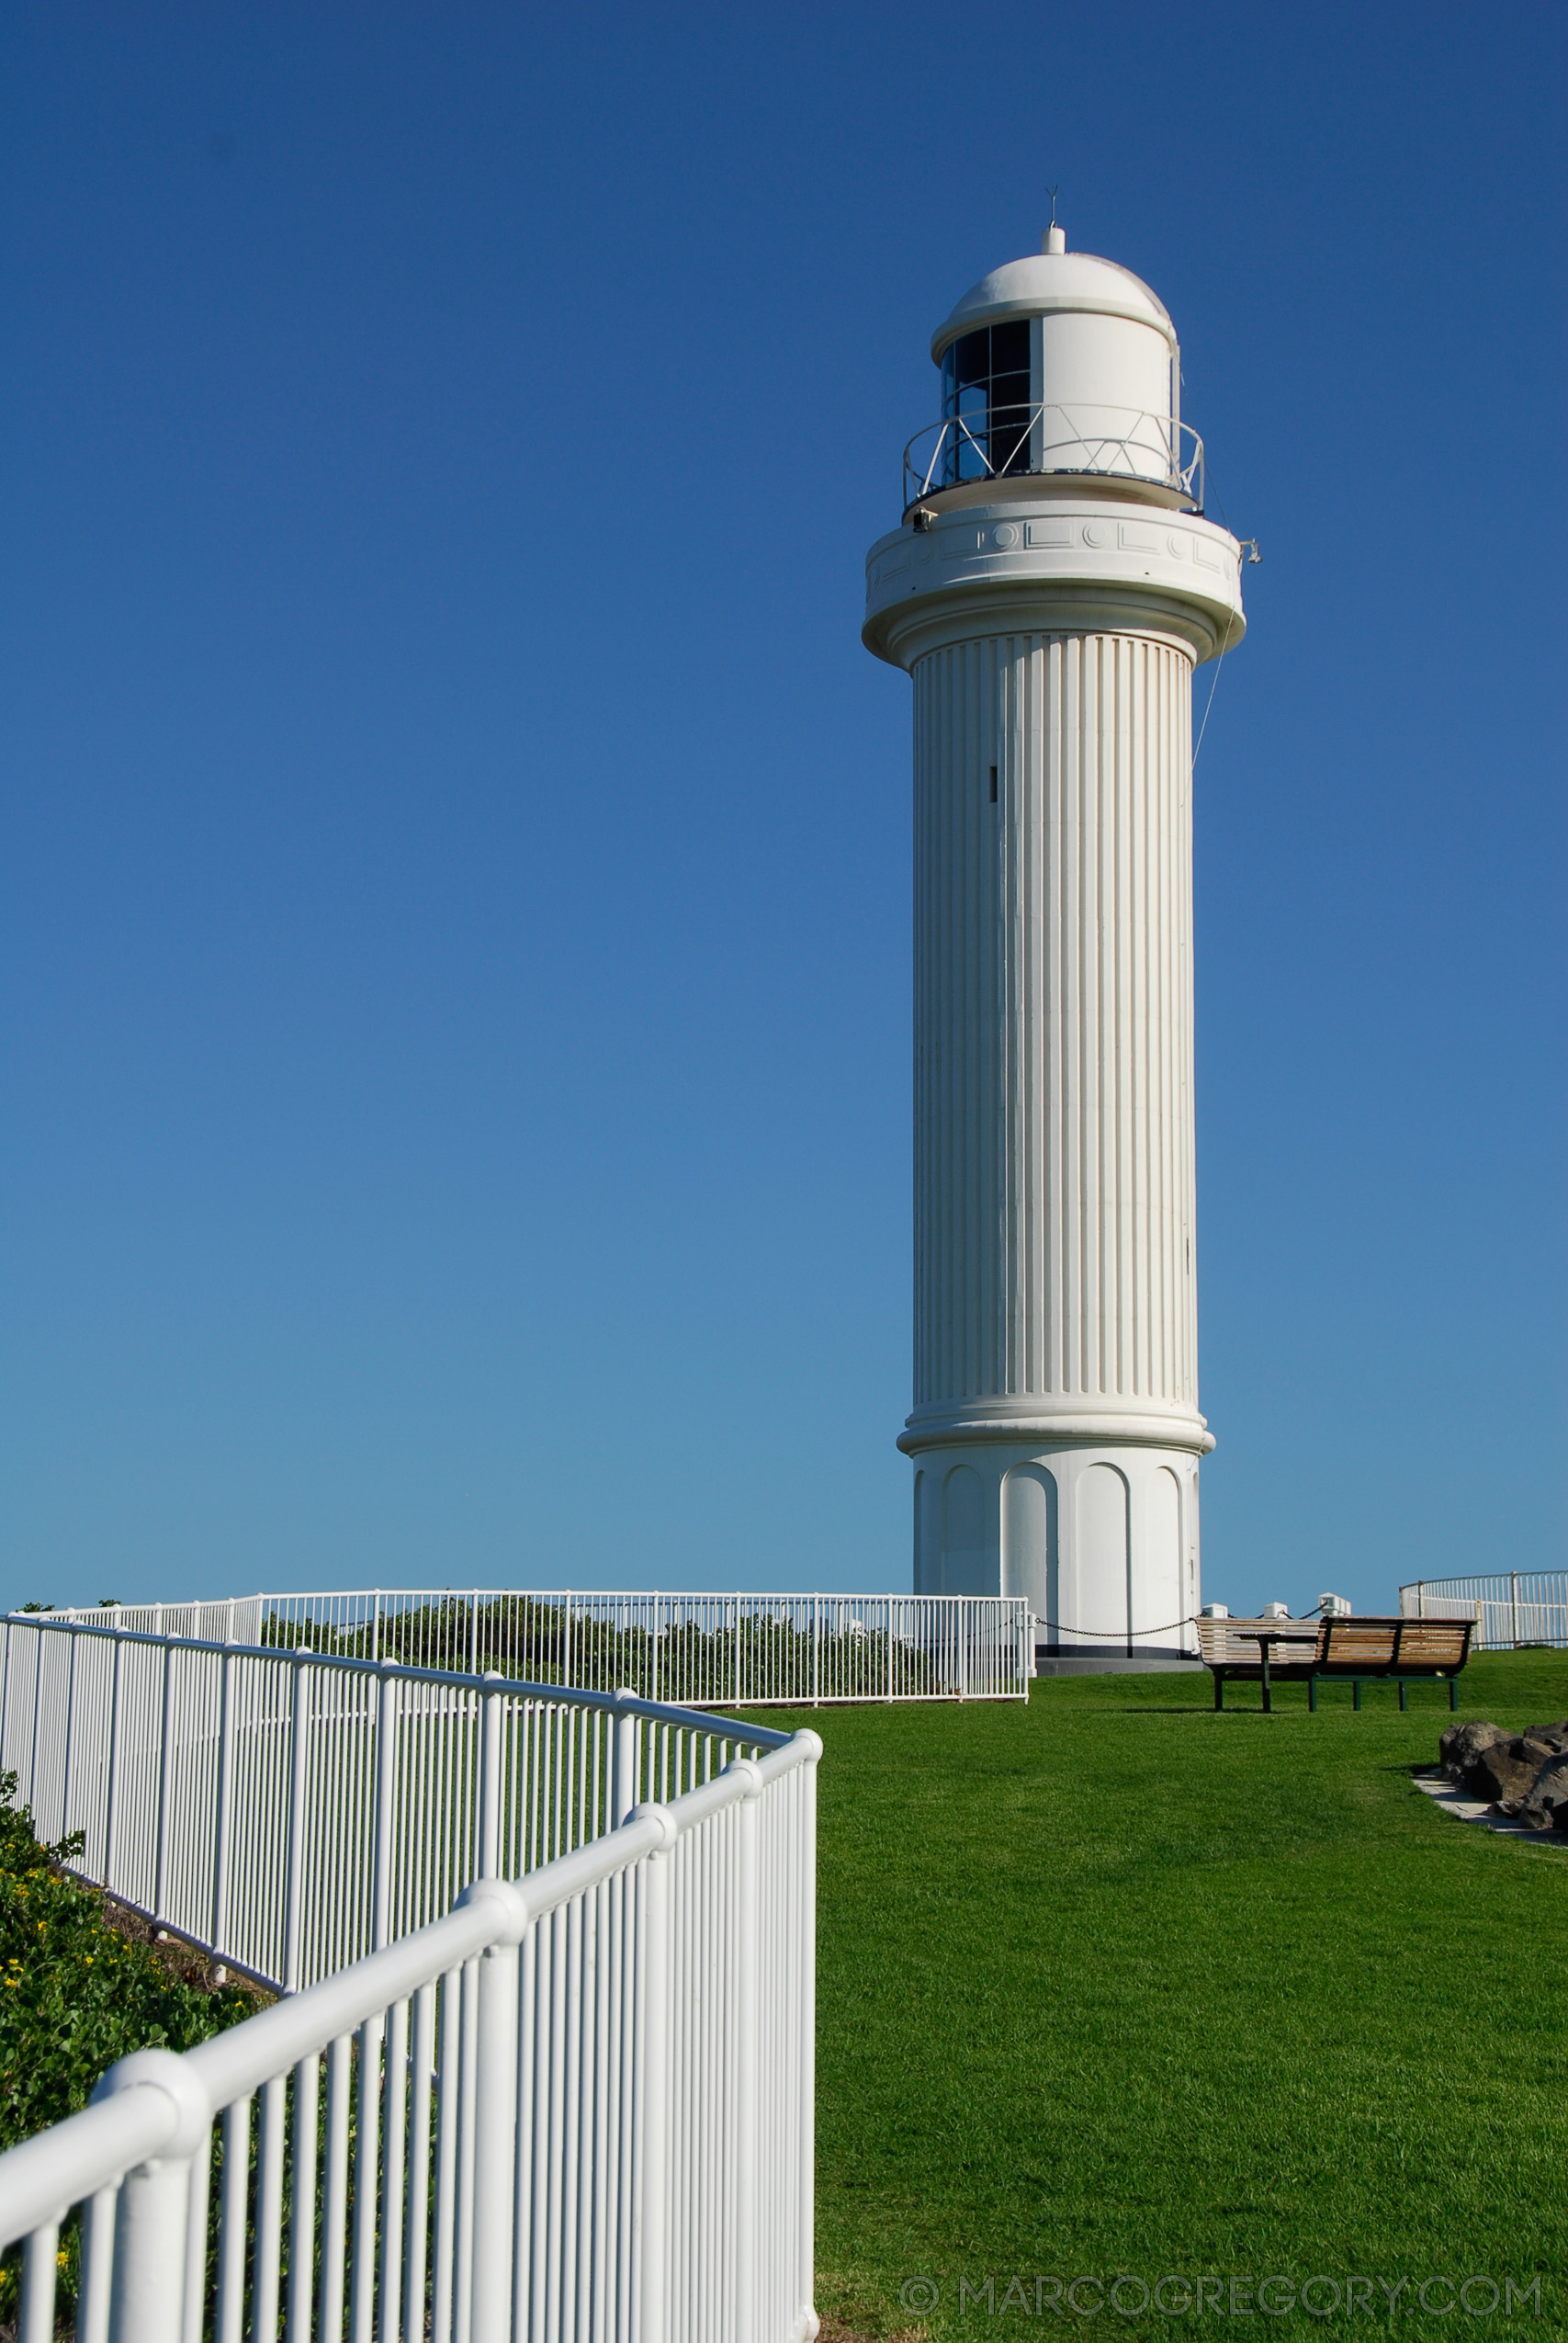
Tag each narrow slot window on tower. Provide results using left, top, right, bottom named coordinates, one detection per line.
left=988, top=764, right=998, bottom=804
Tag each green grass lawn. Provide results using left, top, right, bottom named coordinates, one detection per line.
left=769, top=1651, right=1568, bottom=2337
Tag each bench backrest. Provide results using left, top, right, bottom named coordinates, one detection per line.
left=1195, top=1617, right=1325, bottom=1668
left=1317, top=1616, right=1472, bottom=1670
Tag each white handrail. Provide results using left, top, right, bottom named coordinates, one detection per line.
left=0, top=1730, right=821, bottom=2341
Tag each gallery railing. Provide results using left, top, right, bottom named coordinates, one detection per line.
left=902, top=402, right=1204, bottom=513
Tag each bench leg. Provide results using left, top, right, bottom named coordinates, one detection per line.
left=1214, top=1672, right=1224, bottom=1712
left=1399, top=1679, right=1408, bottom=1713
left=1308, top=1674, right=1317, bottom=1714
left=1261, top=1650, right=1272, bottom=1714
left=1450, top=1677, right=1458, bottom=1712
left=1353, top=1680, right=1361, bottom=1712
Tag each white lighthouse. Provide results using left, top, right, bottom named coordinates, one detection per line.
left=864, top=222, right=1246, bottom=1667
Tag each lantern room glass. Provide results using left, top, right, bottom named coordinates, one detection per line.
left=940, top=322, right=1032, bottom=485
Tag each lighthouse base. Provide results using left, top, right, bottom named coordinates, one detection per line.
left=910, top=1439, right=1203, bottom=1659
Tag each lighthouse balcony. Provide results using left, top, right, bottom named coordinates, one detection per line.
left=902, top=403, right=1204, bottom=518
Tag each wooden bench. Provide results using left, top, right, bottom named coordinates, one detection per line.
left=1310, top=1615, right=1472, bottom=1711
left=1195, top=1614, right=1473, bottom=1713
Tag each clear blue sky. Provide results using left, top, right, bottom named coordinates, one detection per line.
left=2, top=2, right=1562, bottom=1617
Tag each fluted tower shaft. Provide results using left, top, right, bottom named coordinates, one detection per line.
left=913, top=628, right=1196, bottom=1419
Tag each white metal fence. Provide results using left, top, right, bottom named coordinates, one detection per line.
left=0, top=1726, right=819, bottom=2343
left=27, top=1586, right=1032, bottom=1705
left=1400, top=1573, right=1568, bottom=1652
left=0, top=1613, right=787, bottom=1994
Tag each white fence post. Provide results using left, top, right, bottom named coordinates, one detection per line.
left=612, top=1687, right=638, bottom=1827
left=283, top=1652, right=311, bottom=1993
left=1511, top=1571, right=1521, bottom=1647
left=153, top=1641, right=175, bottom=1920
left=61, top=1623, right=79, bottom=1847
left=99, top=2051, right=210, bottom=2343
left=374, top=1663, right=399, bottom=1951
left=19, top=2224, right=59, bottom=2343
left=468, top=1900, right=522, bottom=2343
left=104, top=1620, right=125, bottom=1893
left=479, top=1673, right=505, bottom=1880
left=209, top=1639, right=234, bottom=1956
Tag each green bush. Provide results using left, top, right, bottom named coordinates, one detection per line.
left=0, top=1771, right=254, bottom=2323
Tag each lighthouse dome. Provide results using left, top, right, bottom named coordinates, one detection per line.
left=910, top=229, right=1196, bottom=510
left=931, top=247, right=1176, bottom=362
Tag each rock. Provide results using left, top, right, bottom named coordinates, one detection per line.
left=1438, top=1719, right=1509, bottom=1785
left=1471, top=1737, right=1551, bottom=1807
left=1524, top=1721, right=1568, bottom=1755
left=1510, top=1753, right=1568, bottom=1832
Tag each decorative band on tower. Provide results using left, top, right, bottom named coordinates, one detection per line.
left=863, top=223, right=1246, bottom=1670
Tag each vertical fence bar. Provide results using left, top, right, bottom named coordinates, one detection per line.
left=19, top=2222, right=59, bottom=2343
left=380, top=1999, right=408, bottom=2343
left=349, top=2016, right=382, bottom=2343
left=733, top=1767, right=761, bottom=2343
left=320, top=2037, right=352, bottom=2343
left=374, top=1665, right=398, bottom=1951
left=798, top=1737, right=820, bottom=2337
left=470, top=1939, right=520, bottom=2343
left=1511, top=1571, right=1521, bottom=1648
left=406, top=1984, right=435, bottom=2339
left=286, top=2054, right=320, bottom=2343
left=479, top=1675, right=504, bottom=1881
left=217, top=2100, right=250, bottom=2343
left=152, top=1641, right=175, bottom=1920
left=635, top=1811, right=674, bottom=2343
left=178, top=2130, right=211, bottom=2343
left=28, top=1620, right=43, bottom=1814
left=61, top=1623, right=79, bottom=1846
left=283, top=1653, right=311, bottom=1993
left=103, top=1621, right=125, bottom=1893
left=433, top=1971, right=461, bottom=2343
left=251, top=2073, right=287, bottom=2343
left=209, top=1642, right=235, bottom=1956
left=77, top=2185, right=118, bottom=2343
